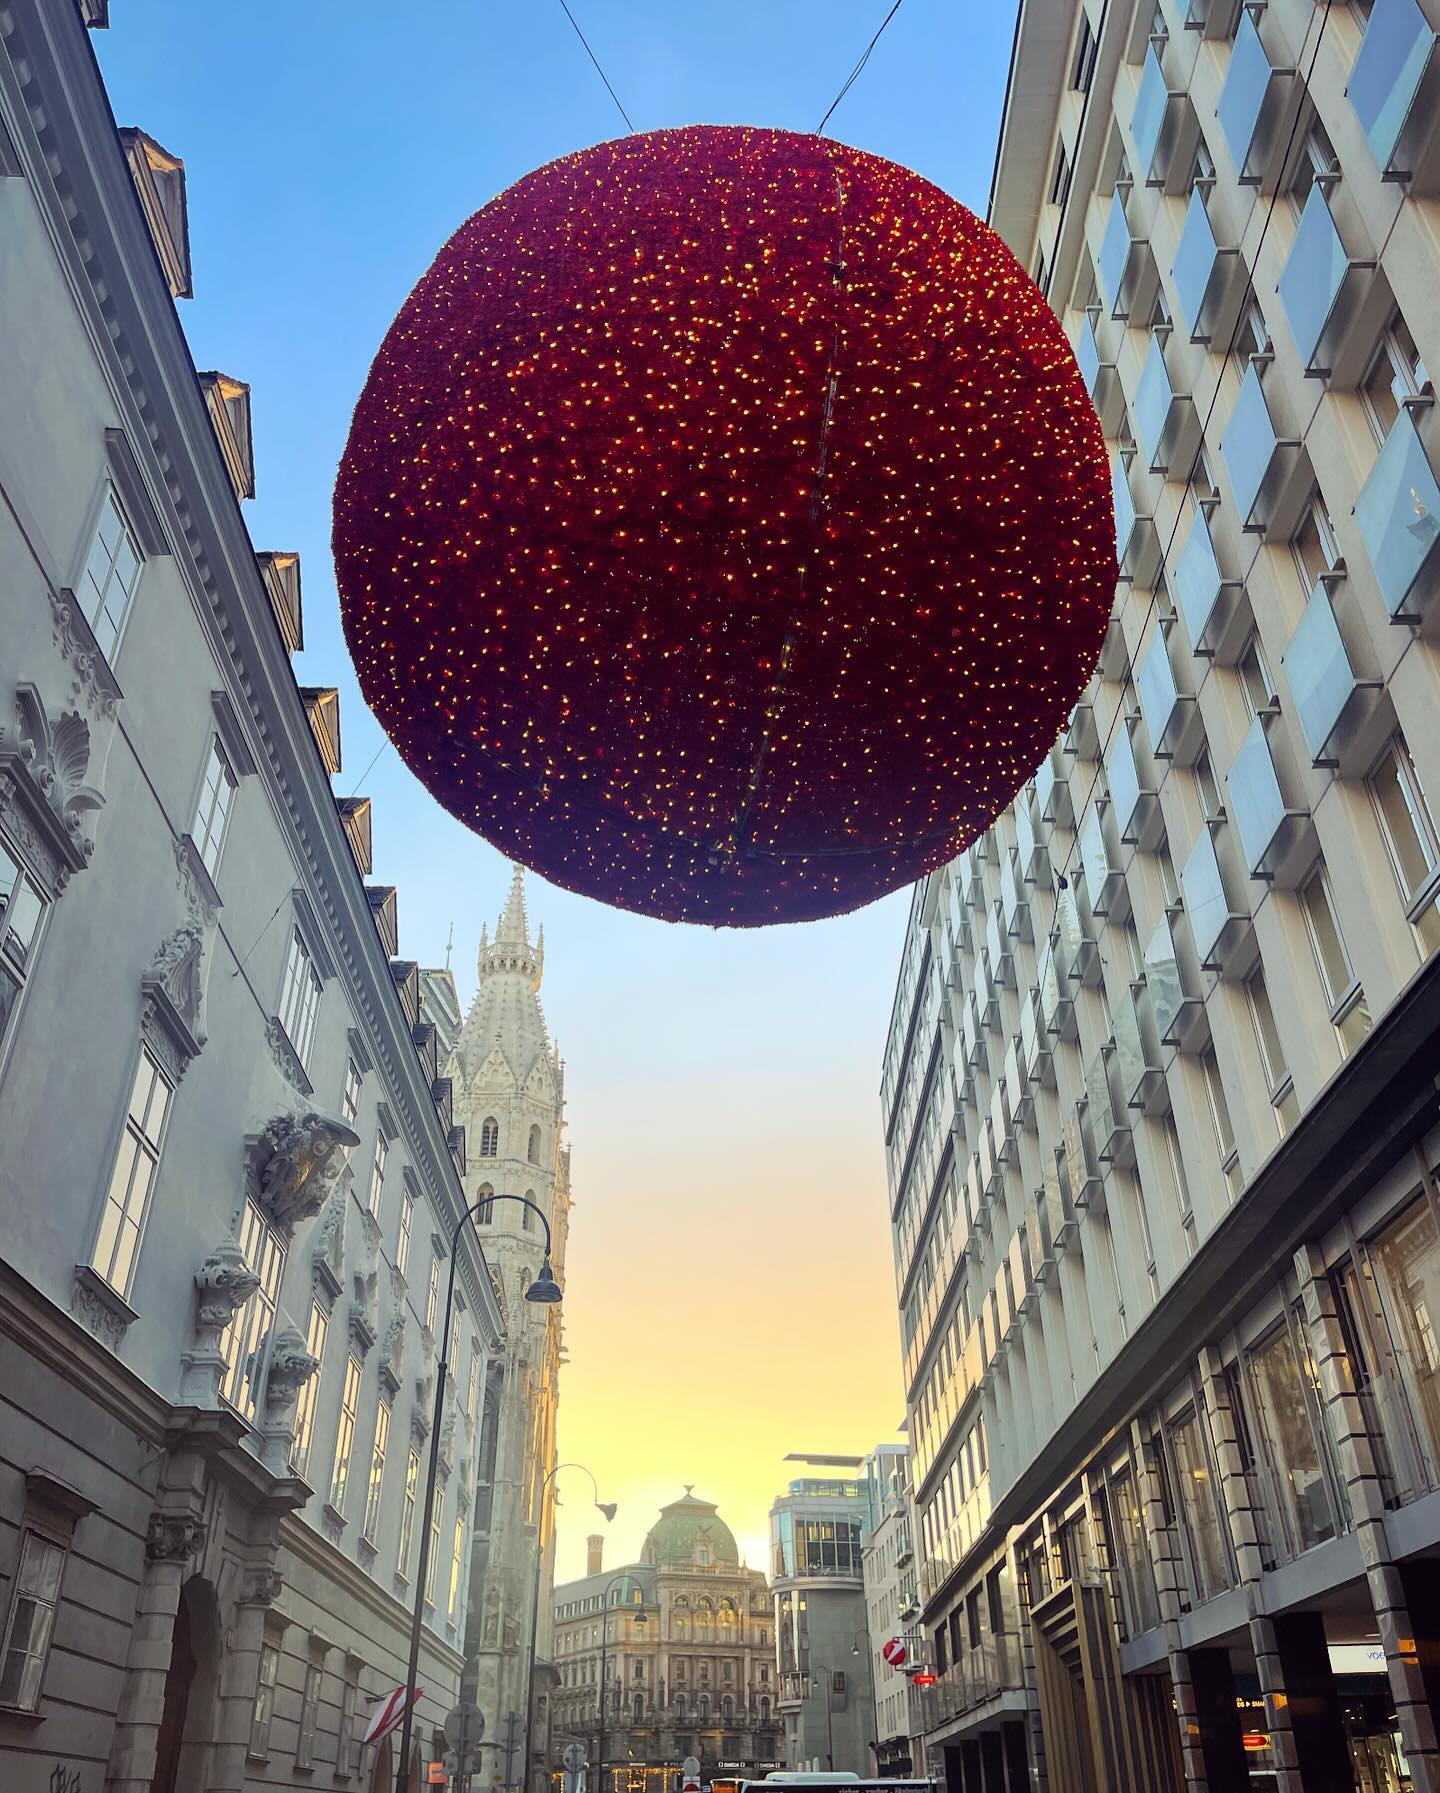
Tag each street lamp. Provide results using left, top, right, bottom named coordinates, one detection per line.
left=596, top=1572, right=647, bottom=1793
left=525, top=1465, right=616, bottom=1793
left=394, top=1193, right=561, bottom=1793
left=849, top=1631, right=880, bottom=1775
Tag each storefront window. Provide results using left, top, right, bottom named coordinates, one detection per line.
left=1371, top=1198, right=1440, bottom=1487
left=1109, top=1467, right=1160, bottom=1636
left=1247, top=1321, right=1337, bottom=1558
left=1170, top=1409, right=1232, bottom=1605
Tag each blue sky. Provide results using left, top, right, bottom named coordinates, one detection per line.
left=95, top=0, right=1019, bottom=1578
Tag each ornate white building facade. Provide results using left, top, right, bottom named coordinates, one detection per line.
left=454, top=870, right=571, bottom=1791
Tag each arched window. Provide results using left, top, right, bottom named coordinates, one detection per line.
left=696, top=1600, right=713, bottom=1643
left=518, top=1267, right=532, bottom=1295
left=698, top=1695, right=710, bottom=1722
left=523, top=1190, right=536, bottom=1232
left=720, top=1696, right=733, bottom=1723
left=477, top=1182, right=494, bottom=1223
left=674, top=1693, right=686, bottom=1717
left=480, top=1117, right=499, bottom=1158
left=528, top=1123, right=542, bottom=1164
left=633, top=1694, right=644, bottom=1724
left=760, top=1697, right=771, bottom=1723
left=718, top=1602, right=736, bottom=1642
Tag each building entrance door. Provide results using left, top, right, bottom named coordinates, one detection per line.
left=151, top=1585, right=195, bottom=1793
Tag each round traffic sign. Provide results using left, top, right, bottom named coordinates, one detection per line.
left=882, top=1637, right=907, bottom=1667
left=682, top=1759, right=701, bottom=1778
left=444, top=1701, right=486, bottom=1751
left=564, top=1745, right=587, bottom=1771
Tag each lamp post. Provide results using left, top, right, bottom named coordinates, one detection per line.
left=525, top=1465, right=616, bottom=1793
left=850, top=1631, right=880, bottom=1775
left=596, top=1572, right=647, bottom=1793
left=807, top=1664, right=835, bottom=1771
left=393, top=1193, right=562, bottom=1793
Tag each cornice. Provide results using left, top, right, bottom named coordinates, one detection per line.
left=0, top=0, right=502, bottom=1348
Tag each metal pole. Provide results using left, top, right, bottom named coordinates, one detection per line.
left=394, top=1194, right=557, bottom=1793
left=594, top=1571, right=629, bottom=1793
left=524, top=1465, right=609, bottom=1793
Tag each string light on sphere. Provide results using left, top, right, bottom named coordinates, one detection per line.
left=334, top=124, right=1114, bottom=927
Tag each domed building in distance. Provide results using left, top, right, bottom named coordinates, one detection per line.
left=549, top=1491, right=784, bottom=1790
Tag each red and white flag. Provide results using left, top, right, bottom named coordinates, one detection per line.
left=364, top=1685, right=422, bottom=1748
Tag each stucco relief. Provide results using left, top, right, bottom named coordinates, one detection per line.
left=249, top=1110, right=359, bottom=1234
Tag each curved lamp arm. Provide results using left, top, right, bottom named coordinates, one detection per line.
left=450, top=1190, right=562, bottom=1320
left=544, top=1461, right=618, bottom=1524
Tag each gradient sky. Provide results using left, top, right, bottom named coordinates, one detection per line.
left=95, top=0, right=1018, bottom=1581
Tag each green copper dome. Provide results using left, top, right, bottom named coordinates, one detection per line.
left=641, top=1489, right=740, bottom=1567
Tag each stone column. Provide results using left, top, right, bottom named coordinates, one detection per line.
left=1294, top=1240, right=1440, bottom=1793
left=104, top=1512, right=205, bottom=1793
left=209, top=1566, right=284, bottom=1793
left=1130, top=1418, right=1207, bottom=1791
left=1194, top=1345, right=1302, bottom=1792
left=1270, top=1613, right=1354, bottom=1793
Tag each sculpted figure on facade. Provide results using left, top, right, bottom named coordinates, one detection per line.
left=250, top=1110, right=361, bottom=1232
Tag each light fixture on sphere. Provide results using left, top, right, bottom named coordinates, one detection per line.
left=334, top=124, right=1114, bottom=926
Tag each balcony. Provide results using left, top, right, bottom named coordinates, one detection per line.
left=1183, top=0, right=1241, bottom=39
left=986, top=903, right=1014, bottom=989
left=1097, top=190, right=1156, bottom=322
left=1088, top=1048, right=1135, bottom=1167
left=915, top=1640, right=1025, bottom=1729
left=1174, top=502, right=1243, bottom=656
left=1066, top=695, right=1101, bottom=761
left=1144, top=911, right=1205, bottom=1051
left=1064, top=1101, right=1105, bottom=1211
left=1346, top=0, right=1440, bottom=189
left=1172, top=189, right=1242, bottom=347
left=1228, top=714, right=1311, bottom=885
left=1353, top=407, right=1440, bottom=624
left=1015, top=795, right=1045, bottom=887
left=1001, top=851, right=1031, bottom=940
left=1027, top=1184, right=1054, bottom=1285
left=1134, top=337, right=1199, bottom=477
left=1283, top=578, right=1382, bottom=769
left=1080, top=802, right=1129, bottom=918
left=1107, top=717, right=1162, bottom=849
left=1220, top=363, right=1299, bottom=535
left=1113, top=454, right=1161, bottom=584
left=1036, top=749, right=1073, bottom=826
left=1217, top=8, right=1297, bottom=189
left=1075, top=310, right=1123, bottom=432
left=1056, top=881, right=1101, bottom=987
left=1041, top=1154, right=1077, bottom=1255
left=1021, top=987, right=1054, bottom=1086
left=1005, top=1034, right=1033, bottom=1129
left=1009, top=1227, right=1035, bottom=1317
left=1277, top=185, right=1375, bottom=379
left=990, top=1081, right=1013, bottom=1169
left=1112, top=985, right=1166, bottom=1114
left=973, top=949, right=999, bottom=1030
left=1137, top=620, right=1203, bottom=763
left=1182, top=823, right=1248, bottom=972
left=1040, top=941, right=1077, bottom=1042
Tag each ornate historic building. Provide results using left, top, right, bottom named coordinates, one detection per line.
left=549, top=1494, right=784, bottom=1790
left=0, top=3, right=503, bottom=1789
left=454, top=869, right=571, bottom=1791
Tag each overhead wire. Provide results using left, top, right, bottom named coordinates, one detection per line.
left=556, top=0, right=637, bottom=133
left=816, top=0, right=907, bottom=136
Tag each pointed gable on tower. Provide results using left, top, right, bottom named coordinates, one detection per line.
left=452, top=865, right=553, bottom=1092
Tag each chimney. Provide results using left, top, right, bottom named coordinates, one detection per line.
left=587, top=1535, right=604, bottom=1576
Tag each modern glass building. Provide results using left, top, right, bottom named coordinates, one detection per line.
left=883, top=2, right=1440, bottom=1789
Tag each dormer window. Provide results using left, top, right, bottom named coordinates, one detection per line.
left=197, top=371, right=255, bottom=500
left=118, top=129, right=190, bottom=299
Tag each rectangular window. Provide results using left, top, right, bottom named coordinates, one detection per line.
left=368, top=1130, right=387, bottom=1216
left=341, top=1058, right=362, bottom=1164
left=191, top=736, right=237, bottom=879
left=1237, top=633, right=1275, bottom=722
left=91, top=1045, right=173, bottom=1297
left=1199, top=1045, right=1242, bottom=1198
left=1247, top=1321, right=1337, bottom=1559
left=218, top=1199, right=285, bottom=1419
left=0, top=1531, right=65, bottom=1710
left=248, top=1640, right=279, bottom=1759
left=1169, top=1408, right=1231, bottom=1605
left=1371, top=1199, right=1440, bottom=1484
left=277, top=927, right=322, bottom=1067
left=467, top=1342, right=481, bottom=1423
left=0, top=835, right=47, bottom=1052
left=1361, top=314, right=1431, bottom=446
left=449, top=1514, right=466, bottom=1619
left=1246, top=965, right=1300, bottom=1135
left=1369, top=732, right=1440, bottom=949
left=425, top=1258, right=440, bottom=1335
left=1194, top=748, right=1223, bottom=822
left=449, top=1307, right=463, bottom=1372
left=397, top=1188, right=414, bottom=1281
left=1289, top=493, right=1340, bottom=597
left=1072, top=15, right=1097, bottom=91
left=296, top=1662, right=322, bottom=1769
left=1300, top=862, right=1371, bottom=1054
left=426, top=1496, right=444, bottom=1605
left=398, top=1446, right=421, bottom=1577
left=78, top=485, right=143, bottom=660
left=364, top=1397, right=391, bottom=1540
left=1050, top=142, right=1072, bottom=206
left=290, top=1299, right=329, bottom=1476
left=330, top=1353, right=363, bottom=1512
left=337, top=1668, right=360, bottom=1778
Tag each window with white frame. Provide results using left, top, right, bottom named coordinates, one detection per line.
left=367, top=1129, right=387, bottom=1216
left=467, top=1341, right=481, bottom=1423
left=363, top=1396, right=391, bottom=1540
left=425, top=1495, right=443, bottom=1605
left=476, top=1182, right=494, bottom=1224
left=1289, top=492, right=1341, bottom=599
left=1071, top=14, right=1097, bottom=92
left=1246, top=964, right=1300, bottom=1136
left=0, top=835, right=46, bottom=1054
left=425, top=1257, right=440, bottom=1335
left=448, top=1514, right=466, bottom=1619
left=191, top=736, right=237, bottom=880
left=248, top=1640, right=279, bottom=1758
left=1286, top=119, right=1337, bottom=219
left=1361, top=313, right=1431, bottom=447
left=78, top=485, right=143, bottom=660
left=0, top=1530, right=66, bottom=1709
left=397, top=1186, right=415, bottom=1280
left=337, top=1664, right=361, bottom=1777
left=296, top=1661, right=322, bottom=1769
left=90, top=1044, right=173, bottom=1298
left=341, top=1057, right=362, bottom=1161
left=330, top=1352, right=363, bottom=1512
left=290, top=1299, right=329, bottom=1476
left=1193, top=747, right=1224, bottom=822
left=1368, top=731, right=1440, bottom=951
left=1233, top=297, right=1269, bottom=367
left=1300, top=861, right=1371, bottom=1055
left=277, top=927, right=321, bottom=1067
left=218, top=1199, right=285, bottom=1419
left=1236, top=633, right=1276, bottom=722
left=1200, top=1045, right=1242, bottom=1198
left=398, top=1446, right=421, bottom=1577
left=448, top=1305, right=463, bottom=1372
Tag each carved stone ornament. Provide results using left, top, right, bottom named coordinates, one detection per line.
left=46, top=585, right=122, bottom=719
left=265, top=1016, right=314, bottom=1096
left=140, top=922, right=207, bottom=1081
left=178, top=1237, right=261, bottom=1406
left=249, top=1111, right=360, bottom=1234
left=0, top=684, right=105, bottom=893
left=312, top=1184, right=347, bottom=1303
left=349, top=1277, right=378, bottom=1358
left=257, top=1322, right=319, bottom=1476
left=240, top=1569, right=284, bottom=1607
left=70, top=1265, right=137, bottom=1349
left=174, top=832, right=221, bottom=928
left=146, top=1513, right=207, bottom=1563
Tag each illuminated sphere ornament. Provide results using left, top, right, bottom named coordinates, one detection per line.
left=334, top=125, right=1114, bottom=926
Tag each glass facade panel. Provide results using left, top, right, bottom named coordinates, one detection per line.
left=1135, top=338, right=1176, bottom=471
left=1182, top=826, right=1232, bottom=966
left=1248, top=1323, right=1338, bottom=1557
left=1171, top=1409, right=1231, bottom=1603
left=1099, top=192, right=1133, bottom=315
left=1175, top=505, right=1225, bottom=650
left=1228, top=715, right=1287, bottom=874
left=1132, top=43, right=1169, bottom=176
left=1144, top=914, right=1185, bottom=1045
left=1111, top=1469, right=1160, bottom=1634
left=1217, top=10, right=1274, bottom=180
left=1080, top=805, right=1112, bottom=902
left=1220, top=363, right=1280, bottom=526
left=1353, top=409, right=1440, bottom=620
left=1137, top=628, right=1180, bottom=752
left=1108, top=725, right=1144, bottom=842
left=1277, top=186, right=1350, bottom=372
left=1346, top=0, right=1435, bottom=172
left=1114, top=454, right=1137, bottom=561
left=1286, top=581, right=1358, bottom=762
left=1076, top=313, right=1102, bottom=393
left=1173, top=190, right=1219, bottom=341
left=1372, top=1200, right=1440, bottom=1480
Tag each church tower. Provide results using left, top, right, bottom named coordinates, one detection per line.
left=454, top=867, right=571, bottom=1780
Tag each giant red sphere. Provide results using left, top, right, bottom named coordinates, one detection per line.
left=334, top=125, right=1113, bottom=926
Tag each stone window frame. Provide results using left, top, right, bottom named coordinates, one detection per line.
left=0, top=1472, right=96, bottom=1718
left=0, top=824, right=51, bottom=1086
